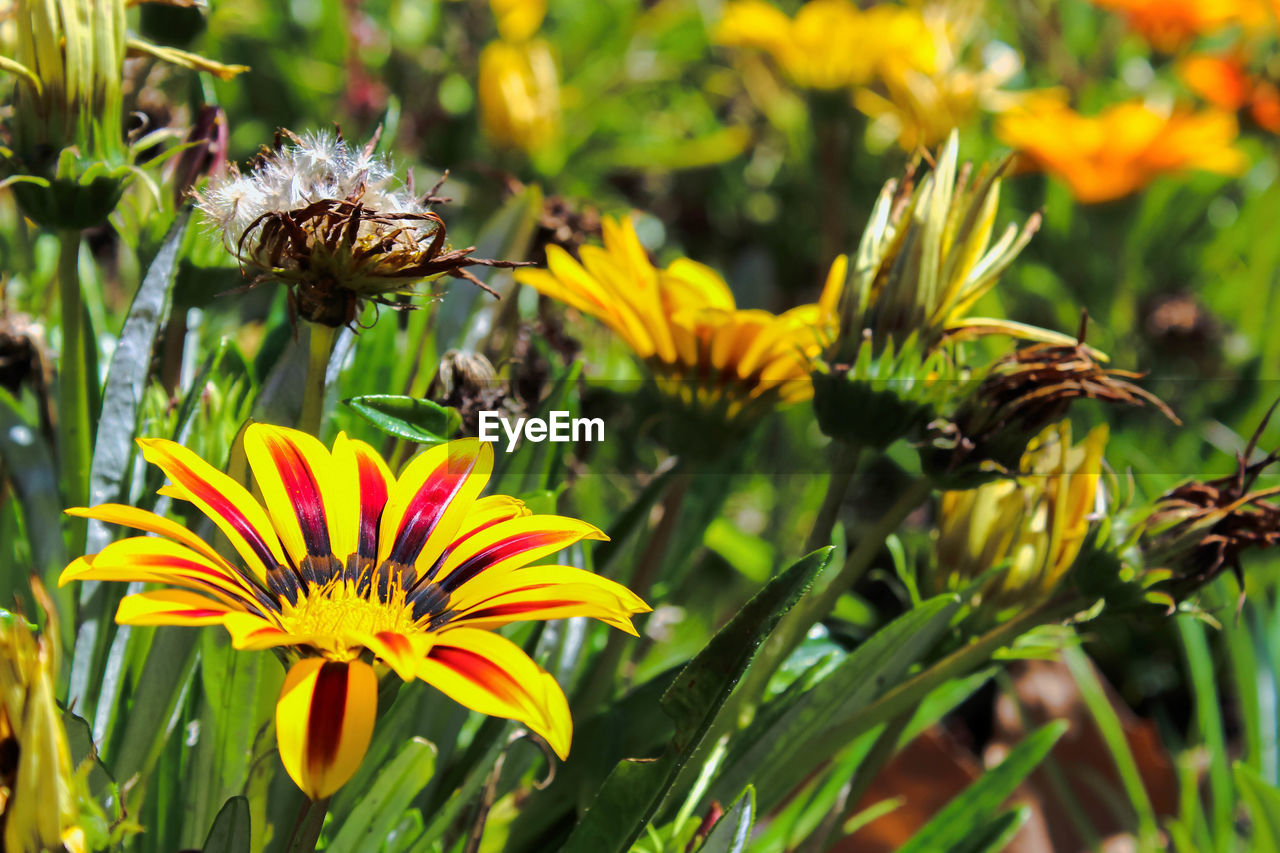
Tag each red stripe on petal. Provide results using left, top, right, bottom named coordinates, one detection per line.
left=264, top=433, right=332, bottom=556
left=169, top=608, right=228, bottom=619
left=166, top=456, right=280, bottom=571
left=430, top=646, right=522, bottom=706
left=375, top=631, right=411, bottom=659
left=356, top=453, right=389, bottom=560
left=462, top=599, right=579, bottom=622
left=388, top=452, right=478, bottom=566
left=439, top=531, right=576, bottom=593
left=306, top=661, right=351, bottom=780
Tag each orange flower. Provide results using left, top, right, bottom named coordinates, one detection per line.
left=1090, top=0, right=1247, bottom=51
left=996, top=96, right=1247, bottom=203
left=1180, top=53, right=1280, bottom=133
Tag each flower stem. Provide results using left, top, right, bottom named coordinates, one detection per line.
left=286, top=796, right=330, bottom=853
left=56, top=228, right=90, bottom=555
left=572, top=470, right=689, bottom=713
left=738, top=476, right=933, bottom=722
left=804, top=440, right=862, bottom=554
left=299, top=324, right=339, bottom=435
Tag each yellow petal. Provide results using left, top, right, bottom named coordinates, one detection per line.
left=65, top=503, right=231, bottom=568
left=378, top=440, right=492, bottom=570
left=115, top=589, right=234, bottom=627
left=137, top=437, right=286, bottom=583
left=443, top=564, right=651, bottom=634
left=245, top=424, right=357, bottom=569
left=415, top=628, right=572, bottom=759
left=275, top=658, right=378, bottom=800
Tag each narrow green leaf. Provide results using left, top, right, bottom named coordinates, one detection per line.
left=328, top=738, right=437, bottom=853
left=713, top=594, right=959, bottom=811
left=110, top=627, right=199, bottom=797
left=0, top=388, right=64, bottom=582
left=1235, top=762, right=1280, bottom=853
left=559, top=547, right=833, bottom=853
left=69, top=210, right=188, bottom=723
left=201, top=796, right=252, bottom=853
left=895, top=721, right=1066, bottom=853
left=345, top=395, right=461, bottom=445
left=85, top=208, right=188, bottom=553
left=698, top=787, right=754, bottom=853
left=953, top=806, right=1031, bottom=853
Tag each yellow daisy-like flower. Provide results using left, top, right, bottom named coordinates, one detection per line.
left=515, top=216, right=843, bottom=428
left=996, top=95, right=1247, bottom=203
left=59, top=425, right=649, bottom=800
left=714, top=0, right=935, bottom=91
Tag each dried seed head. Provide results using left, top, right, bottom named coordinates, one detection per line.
left=195, top=129, right=526, bottom=327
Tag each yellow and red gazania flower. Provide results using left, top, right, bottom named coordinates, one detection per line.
left=996, top=95, right=1247, bottom=203
left=59, top=425, right=648, bottom=799
left=514, top=215, right=843, bottom=428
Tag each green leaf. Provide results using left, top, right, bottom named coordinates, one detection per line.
left=1235, top=762, right=1280, bottom=853
left=85, top=208, right=188, bottom=553
left=0, top=388, right=64, bottom=586
left=712, top=594, right=960, bottom=812
left=109, top=627, right=199, bottom=803
left=328, top=738, right=437, bottom=853
left=953, top=807, right=1031, bottom=853
left=201, top=796, right=252, bottom=853
left=345, top=395, right=462, bottom=445
left=70, top=210, right=188, bottom=744
left=559, top=547, right=833, bottom=853
left=698, top=787, right=754, bottom=853
left=895, top=721, right=1066, bottom=853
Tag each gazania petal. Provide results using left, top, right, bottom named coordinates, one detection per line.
left=275, top=658, right=378, bottom=800
left=332, top=433, right=395, bottom=561
left=415, top=628, right=572, bottom=759
left=65, top=503, right=231, bottom=568
left=442, top=565, right=651, bottom=635
left=115, top=589, right=236, bottom=626
left=223, top=612, right=298, bottom=650
left=379, top=440, right=492, bottom=569
left=137, top=438, right=286, bottom=583
left=432, top=515, right=607, bottom=590
left=245, top=424, right=356, bottom=570
left=60, top=536, right=261, bottom=606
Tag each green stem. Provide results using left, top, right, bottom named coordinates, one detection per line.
left=57, top=228, right=90, bottom=555
left=286, top=796, right=330, bottom=853
left=299, top=324, right=339, bottom=435
left=573, top=471, right=689, bottom=713
left=804, top=441, right=862, bottom=555
left=739, top=477, right=933, bottom=720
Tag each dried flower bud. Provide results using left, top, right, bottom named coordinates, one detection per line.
left=923, top=320, right=1178, bottom=488
left=1142, top=406, right=1280, bottom=601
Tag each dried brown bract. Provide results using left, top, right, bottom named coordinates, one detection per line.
left=1143, top=405, right=1280, bottom=600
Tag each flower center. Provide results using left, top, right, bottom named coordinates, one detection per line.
left=280, top=576, right=419, bottom=657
